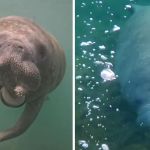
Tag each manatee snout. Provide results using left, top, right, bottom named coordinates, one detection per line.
left=0, top=43, right=41, bottom=107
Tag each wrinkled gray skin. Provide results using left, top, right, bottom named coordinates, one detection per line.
left=0, top=16, right=65, bottom=141
left=115, top=5, right=150, bottom=127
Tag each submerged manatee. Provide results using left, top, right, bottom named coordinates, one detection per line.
left=115, top=5, right=150, bottom=126
left=0, top=16, right=66, bottom=141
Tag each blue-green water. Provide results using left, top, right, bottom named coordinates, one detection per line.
left=0, top=0, right=72, bottom=150
left=76, top=0, right=150, bottom=150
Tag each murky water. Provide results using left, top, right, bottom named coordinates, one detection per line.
left=76, top=0, right=150, bottom=150
left=0, top=0, right=72, bottom=150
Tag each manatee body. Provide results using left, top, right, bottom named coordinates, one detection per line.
left=0, top=16, right=65, bottom=141
left=115, top=5, right=150, bottom=126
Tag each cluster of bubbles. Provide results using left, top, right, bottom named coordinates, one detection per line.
left=76, top=0, right=135, bottom=149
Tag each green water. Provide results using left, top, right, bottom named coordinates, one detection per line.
left=76, top=0, right=150, bottom=150
left=0, top=0, right=72, bottom=150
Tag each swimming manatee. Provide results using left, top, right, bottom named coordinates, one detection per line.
left=0, top=16, right=66, bottom=141
left=115, top=5, right=150, bottom=127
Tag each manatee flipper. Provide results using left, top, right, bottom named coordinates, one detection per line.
left=0, top=98, right=44, bottom=141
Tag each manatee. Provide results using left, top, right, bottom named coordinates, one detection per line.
left=0, top=16, right=66, bottom=141
left=115, top=5, right=150, bottom=127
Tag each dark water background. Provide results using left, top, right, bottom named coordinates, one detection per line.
left=76, top=0, right=150, bottom=150
left=0, top=0, right=72, bottom=150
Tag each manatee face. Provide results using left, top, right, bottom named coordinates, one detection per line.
left=0, top=40, right=41, bottom=107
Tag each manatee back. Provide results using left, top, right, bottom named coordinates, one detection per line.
left=115, top=5, right=150, bottom=107
left=115, top=6, right=150, bottom=126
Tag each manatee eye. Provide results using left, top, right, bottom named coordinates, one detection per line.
left=36, top=42, right=47, bottom=60
left=38, top=48, right=46, bottom=59
left=15, top=45, right=25, bottom=54
left=38, top=48, right=46, bottom=60
left=18, top=45, right=23, bottom=49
